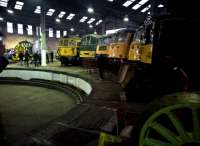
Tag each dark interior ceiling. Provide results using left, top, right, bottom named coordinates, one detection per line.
left=0, top=0, right=167, bottom=35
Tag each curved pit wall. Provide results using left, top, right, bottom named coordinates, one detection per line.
left=0, top=68, right=92, bottom=103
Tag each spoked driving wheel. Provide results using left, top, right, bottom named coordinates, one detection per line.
left=139, top=92, right=200, bottom=146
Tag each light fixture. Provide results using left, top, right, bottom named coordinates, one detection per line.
left=123, top=16, right=129, bottom=22
left=58, top=11, right=66, bottom=18
left=0, top=17, right=3, bottom=21
left=14, top=1, right=24, bottom=10
left=96, top=20, right=103, bottom=26
left=0, top=0, right=9, bottom=7
left=123, top=0, right=135, bottom=7
left=88, top=7, right=94, bottom=13
left=147, top=11, right=150, bottom=15
left=79, top=16, right=88, bottom=22
left=46, top=9, right=55, bottom=16
left=89, top=25, right=93, bottom=28
left=7, top=9, right=14, bottom=14
left=66, top=13, right=75, bottom=20
left=70, top=28, right=74, bottom=32
left=158, top=4, right=164, bottom=8
left=34, top=6, right=41, bottom=14
left=56, top=18, right=61, bottom=23
left=87, top=18, right=95, bottom=24
left=107, top=0, right=114, bottom=2
left=132, top=0, right=149, bottom=10
left=141, top=5, right=151, bottom=13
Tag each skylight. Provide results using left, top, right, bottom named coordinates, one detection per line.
left=66, top=13, right=75, bottom=20
left=96, top=20, right=103, bottom=26
left=58, top=11, right=66, bottom=18
left=141, top=5, right=151, bottom=13
left=14, top=1, right=24, bottom=10
left=132, top=0, right=149, bottom=10
left=46, top=9, right=55, bottom=16
left=0, top=0, right=9, bottom=7
left=123, top=0, right=135, bottom=7
left=34, top=6, right=41, bottom=14
left=79, top=16, right=88, bottom=22
left=87, top=18, right=95, bottom=24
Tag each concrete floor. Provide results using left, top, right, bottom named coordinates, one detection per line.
left=0, top=84, right=76, bottom=143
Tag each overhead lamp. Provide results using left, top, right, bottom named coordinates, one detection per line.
left=107, top=0, right=114, bottom=2
left=123, top=0, right=136, bottom=7
left=88, top=7, right=94, bottom=13
left=56, top=18, right=60, bottom=23
left=87, top=18, right=95, bottom=24
left=158, top=4, right=164, bottom=8
left=70, top=28, right=74, bottom=32
left=89, top=25, right=93, bottom=28
left=0, top=17, right=3, bottom=21
left=123, top=16, right=129, bottom=22
left=7, top=9, right=14, bottom=14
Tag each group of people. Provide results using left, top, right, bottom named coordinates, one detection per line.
left=18, top=51, right=54, bottom=67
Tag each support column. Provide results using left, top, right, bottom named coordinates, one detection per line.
left=40, top=3, right=47, bottom=66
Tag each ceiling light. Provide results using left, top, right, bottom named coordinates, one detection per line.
left=70, top=28, right=74, bottom=32
left=132, top=4, right=141, bottom=10
left=34, top=5, right=41, bottom=14
left=79, top=16, right=88, bottom=22
left=56, top=18, right=60, bottom=23
left=14, top=1, right=24, bottom=10
left=123, top=0, right=135, bottom=7
left=87, top=18, right=95, bottom=24
left=7, top=9, right=14, bottom=14
left=96, top=20, right=103, bottom=26
left=46, top=8, right=55, bottom=16
left=158, top=4, right=164, bottom=8
left=141, top=5, right=151, bottom=13
left=89, top=25, right=93, bottom=28
left=58, top=11, right=66, bottom=18
left=107, top=0, right=114, bottom=2
left=66, top=13, right=75, bottom=20
left=0, top=17, right=3, bottom=21
left=88, top=7, right=94, bottom=13
left=0, top=0, right=9, bottom=7
left=147, top=11, right=150, bottom=15
left=138, top=0, right=149, bottom=5
left=123, top=17, right=129, bottom=22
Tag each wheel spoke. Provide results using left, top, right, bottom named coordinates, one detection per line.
left=150, top=122, right=181, bottom=145
left=166, top=111, right=190, bottom=142
left=192, top=108, right=200, bottom=140
left=144, top=138, right=174, bottom=146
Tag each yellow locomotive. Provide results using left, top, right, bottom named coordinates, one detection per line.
left=57, top=37, right=81, bottom=65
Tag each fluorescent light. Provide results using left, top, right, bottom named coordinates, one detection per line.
left=66, top=13, right=75, bottom=20
left=0, top=0, right=8, bottom=7
left=14, top=1, right=24, bottom=10
left=123, top=0, right=135, bottom=7
left=70, top=28, right=74, bottom=32
left=96, top=20, right=103, bottom=26
left=46, top=9, right=55, bottom=16
left=58, top=11, right=66, bottom=18
left=158, top=4, right=164, bottom=8
left=34, top=6, right=41, bottom=14
left=89, top=25, right=93, bottom=28
left=56, top=18, right=60, bottom=23
left=87, top=18, right=95, bottom=24
left=88, top=7, right=94, bottom=13
left=7, top=9, right=14, bottom=14
left=141, top=5, right=151, bottom=12
left=107, top=0, right=114, bottom=2
left=132, top=4, right=141, bottom=10
left=132, top=0, right=149, bottom=10
left=139, top=0, right=149, bottom=5
left=0, top=17, right=3, bottom=21
left=79, top=16, right=88, bottom=22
